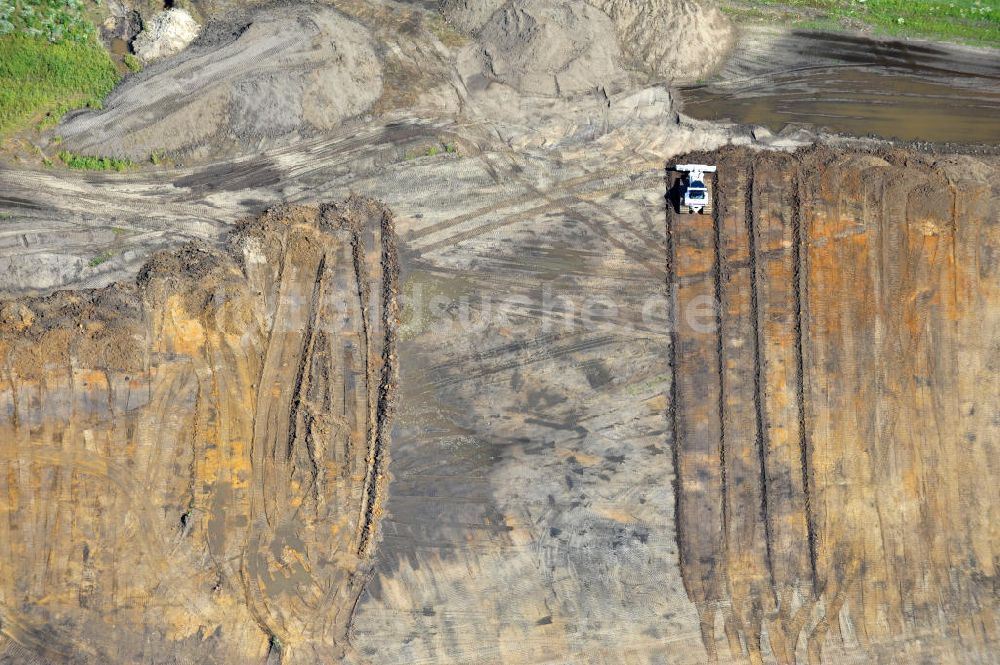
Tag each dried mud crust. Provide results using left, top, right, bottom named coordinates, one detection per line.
left=667, top=145, right=999, bottom=664
left=0, top=198, right=400, bottom=664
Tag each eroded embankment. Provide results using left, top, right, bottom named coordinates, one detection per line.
left=668, top=146, right=999, bottom=664
left=0, top=198, right=399, bottom=664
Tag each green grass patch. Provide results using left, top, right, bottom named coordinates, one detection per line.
left=404, top=141, right=461, bottom=160
left=722, top=0, right=999, bottom=45
left=1, top=0, right=99, bottom=43
left=58, top=149, right=133, bottom=171
left=0, top=34, right=118, bottom=137
left=87, top=250, right=113, bottom=267
left=0, top=0, right=119, bottom=141
left=123, top=53, right=142, bottom=73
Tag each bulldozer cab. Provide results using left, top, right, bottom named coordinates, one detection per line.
left=672, top=164, right=716, bottom=215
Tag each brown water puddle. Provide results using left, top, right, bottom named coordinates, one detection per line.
left=679, top=30, right=1000, bottom=144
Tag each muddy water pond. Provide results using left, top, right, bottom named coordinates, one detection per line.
left=679, top=30, right=1000, bottom=144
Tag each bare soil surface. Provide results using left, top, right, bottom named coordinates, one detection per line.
left=668, top=145, right=998, bottom=665
left=0, top=200, right=399, bottom=664
left=0, top=1, right=998, bottom=663
left=679, top=27, right=1000, bottom=145
left=59, top=4, right=383, bottom=162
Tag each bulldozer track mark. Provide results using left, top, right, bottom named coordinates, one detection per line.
left=409, top=167, right=660, bottom=255
left=791, top=168, right=819, bottom=594
left=711, top=160, right=730, bottom=574
left=744, top=156, right=777, bottom=595
left=428, top=332, right=619, bottom=389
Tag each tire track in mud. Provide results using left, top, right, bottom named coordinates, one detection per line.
left=668, top=145, right=1000, bottom=663
left=0, top=124, right=665, bottom=300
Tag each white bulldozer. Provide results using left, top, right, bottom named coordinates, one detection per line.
left=674, top=164, right=716, bottom=214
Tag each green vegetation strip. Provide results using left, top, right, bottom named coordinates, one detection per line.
left=88, top=250, right=113, bottom=267
left=123, top=53, right=142, bottom=73
left=722, top=0, right=998, bottom=46
left=0, top=0, right=119, bottom=139
left=58, top=150, right=133, bottom=171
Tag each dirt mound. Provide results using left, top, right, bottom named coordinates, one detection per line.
left=477, top=0, right=626, bottom=96
left=0, top=198, right=400, bottom=663
left=444, top=0, right=733, bottom=89
left=132, top=8, right=201, bottom=63
left=590, top=0, right=734, bottom=83
left=58, top=5, right=383, bottom=161
left=442, top=0, right=507, bottom=32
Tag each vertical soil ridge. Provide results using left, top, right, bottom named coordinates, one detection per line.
left=286, top=253, right=327, bottom=463
left=357, top=205, right=399, bottom=561
left=745, top=156, right=777, bottom=593
left=664, top=167, right=686, bottom=580
left=712, top=164, right=730, bottom=562
left=791, top=167, right=819, bottom=594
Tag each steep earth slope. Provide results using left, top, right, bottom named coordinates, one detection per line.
left=0, top=199, right=399, bottom=664
left=669, top=146, right=999, bottom=664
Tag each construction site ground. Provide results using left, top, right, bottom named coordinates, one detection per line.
left=0, top=0, right=997, bottom=663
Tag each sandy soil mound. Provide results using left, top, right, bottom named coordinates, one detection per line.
left=58, top=5, right=383, bottom=161
left=132, top=8, right=201, bottom=63
left=477, top=0, right=627, bottom=96
left=441, top=0, right=506, bottom=32
left=445, top=0, right=733, bottom=87
left=589, top=0, right=734, bottom=83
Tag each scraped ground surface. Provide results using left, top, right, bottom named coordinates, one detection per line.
left=58, top=4, right=383, bottom=162
left=678, top=28, right=1000, bottom=144
left=0, top=200, right=399, bottom=663
left=668, top=146, right=998, bottom=664
left=0, top=0, right=998, bottom=663
left=2, top=132, right=997, bottom=663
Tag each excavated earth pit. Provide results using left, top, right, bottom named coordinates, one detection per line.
left=1, top=141, right=995, bottom=664
left=0, top=0, right=998, bottom=662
